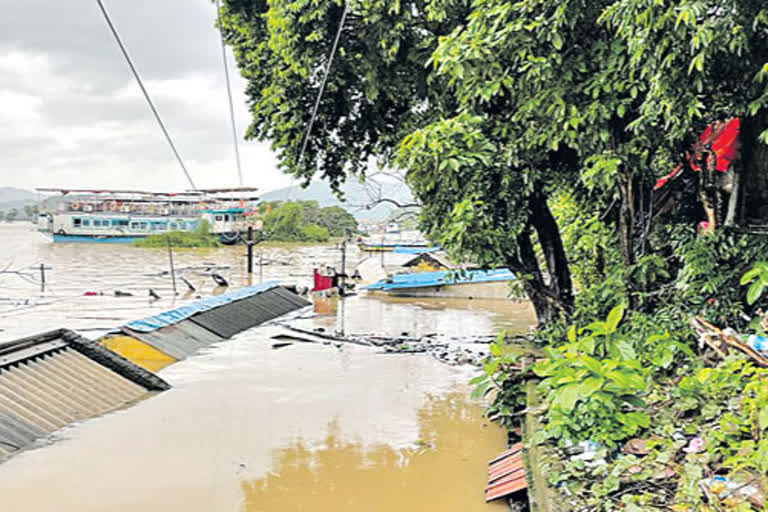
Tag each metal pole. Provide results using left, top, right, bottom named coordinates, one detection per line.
left=247, top=226, right=254, bottom=274
left=40, top=263, right=45, bottom=293
left=259, top=252, right=264, bottom=283
left=340, top=237, right=347, bottom=292
left=166, top=235, right=177, bottom=295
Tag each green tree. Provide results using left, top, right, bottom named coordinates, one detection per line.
left=220, top=0, right=574, bottom=324
left=23, top=204, right=38, bottom=220
left=6, top=208, right=18, bottom=223
left=221, top=0, right=768, bottom=325
left=316, top=206, right=358, bottom=237
left=0, top=211, right=5, bottom=222
left=262, top=202, right=331, bottom=242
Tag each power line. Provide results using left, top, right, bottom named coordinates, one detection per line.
left=215, top=0, right=243, bottom=187
left=258, top=3, right=349, bottom=243
left=297, top=2, right=349, bottom=167
left=95, top=0, right=197, bottom=191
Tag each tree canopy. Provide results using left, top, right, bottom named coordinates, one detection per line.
left=221, top=0, right=768, bottom=325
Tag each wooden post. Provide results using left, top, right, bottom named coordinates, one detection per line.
left=166, top=235, right=177, bottom=295
left=247, top=226, right=254, bottom=274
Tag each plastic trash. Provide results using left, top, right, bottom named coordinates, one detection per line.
left=683, top=437, right=704, bottom=454
left=748, top=334, right=768, bottom=354
left=567, top=440, right=601, bottom=461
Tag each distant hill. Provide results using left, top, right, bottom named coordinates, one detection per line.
left=0, top=188, right=40, bottom=219
left=259, top=180, right=415, bottom=220
left=0, top=187, right=37, bottom=203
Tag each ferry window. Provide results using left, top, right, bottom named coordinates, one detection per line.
left=169, top=222, right=177, bottom=230
left=215, top=215, right=223, bottom=221
left=93, top=220, right=100, bottom=227
left=140, top=222, right=148, bottom=230
left=73, top=218, right=82, bottom=227
left=82, top=219, right=90, bottom=227
left=224, top=215, right=230, bottom=222
left=130, top=222, right=140, bottom=230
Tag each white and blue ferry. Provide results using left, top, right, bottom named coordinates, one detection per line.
left=37, top=188, right=262, bottom=244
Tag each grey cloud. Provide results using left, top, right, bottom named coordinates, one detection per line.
left=0, top=0, right=286, bottom=191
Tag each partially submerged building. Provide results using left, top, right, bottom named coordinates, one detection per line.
left=100, top=282, right=310, bottom=372
left=0, top=283, right=310, bottom=464
left=0, top=329, right=169, bottom=463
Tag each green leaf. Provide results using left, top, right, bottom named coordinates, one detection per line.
left=552, top=382, right=581, bottom=412
left=579, top=376, right=604, bottom=396
left=605, top=305, right=624, bottom=333
left=741, top=267, right=761, bottom=285
left=579, top=355, right=605, bottom=376
left=614, top=339, right=636, bottom=361
left=553, top=34, right=563, bottom=51
left=747, top=280, right=765, bottom=305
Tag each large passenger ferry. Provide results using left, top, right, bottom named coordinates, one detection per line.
left=36, top=188, right=261, bottom=244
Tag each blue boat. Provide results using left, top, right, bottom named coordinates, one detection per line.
left=363, top=268, right=516, bottom=300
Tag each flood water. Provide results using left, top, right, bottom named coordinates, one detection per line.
left=0, top=223, right=535, bottom=511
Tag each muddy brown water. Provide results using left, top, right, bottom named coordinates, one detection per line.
left=0, top=223, right=535, bottom=511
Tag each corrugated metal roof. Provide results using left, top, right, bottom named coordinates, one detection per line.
left=0, top=329, right=170, bottom=464
left=125, top=281, right=285, bottom=332
left=485, top=443, right=528, bottom=502
left=189, top=287, right=309, bottom=338
left=401, top=252, right=458, bottom=269
left=117, top=286, right=310, bottom=360
left=122, top=320, right=224, bottom=361
left=364, top=268, right=515, bottom=291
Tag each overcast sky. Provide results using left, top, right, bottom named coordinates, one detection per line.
left=0, top=0, right=295, bottom=193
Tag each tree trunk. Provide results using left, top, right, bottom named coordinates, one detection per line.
left=507, top=194, right=575, bottom=328
left=528, top=193, right=574, bottom=316
left=618, top=176, right=638, bottom=310
left=512, top=230, right=553, bottom=327
left=741, top=117, right=768, bottom=226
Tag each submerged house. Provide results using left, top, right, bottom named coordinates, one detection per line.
left=99, top=282, right=310, bottom=372
left=0, top=283, right=310, bottom=464
left=0, top=329, right=169, bottom=463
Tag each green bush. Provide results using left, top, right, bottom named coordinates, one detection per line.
left=300, top=223, right=330, bottom=242
left=533, top=306, right=650, bottom=449
left=134, top=220, right=220, bottom=248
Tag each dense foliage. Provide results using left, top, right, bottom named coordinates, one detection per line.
left=259, top=201, right=351, bottom=242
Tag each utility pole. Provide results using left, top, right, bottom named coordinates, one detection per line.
left=39, top=263, right=52, bottom=293
left=166, top=235, right=177, bottom=295
left=247, top=226, right=254, bottom=274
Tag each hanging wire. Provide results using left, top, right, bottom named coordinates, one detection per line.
left=254, top=3, right=349, bottom=243
left=297, top=2, right=349, bottom=167
left=95, top=0, right=198, bottom=191
left=215, top=0, right=243, bottom=187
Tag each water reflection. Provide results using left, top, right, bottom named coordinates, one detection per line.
left=242, top=393, right=508, bottom=512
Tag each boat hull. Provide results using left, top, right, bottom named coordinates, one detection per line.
left=52, top=234, right=142, bottom=243
left=359, top=243, right=434, bottom=252
left=369, top=280, right=513, bottom=300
